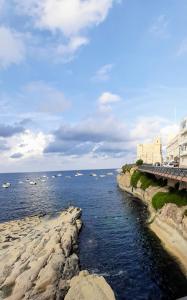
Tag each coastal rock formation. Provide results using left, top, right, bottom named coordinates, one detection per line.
left=65, top=271, right=116, bottom=300
left=117, top=172, right=187, bottom=275
left=0, top=207, right=82, bottom=300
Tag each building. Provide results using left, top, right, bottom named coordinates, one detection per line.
left=166, top=134, right=180, bottom=162
left=137, top=137, right=163, bottom=164
left=166, top=116, right=187, bottom=168
left=180, top=116, right=187, bottom=168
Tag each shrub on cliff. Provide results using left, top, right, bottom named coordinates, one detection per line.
left=140, top=174, right=167, bottom=190
left=140, top=175, right=157, bottom=190
left=130, top=170, right=142, bottom=188
left=122, top=164, right=132, bottom=174
left=136, top=159, right=143, bottom=166
left=152, top=190, right=187, bottom=210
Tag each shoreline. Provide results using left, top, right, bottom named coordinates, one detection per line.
left=117, top=173, right=187, bottom=277
left=0, top=207, right=116, bottom=300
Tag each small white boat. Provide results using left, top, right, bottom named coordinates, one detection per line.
left=42, top=175, right=47, bottom=178
left=41, top=179, right=46, bottom=182
left=52, top=175, right=56, bottom=178
left=29, top=181, right=37, bottom=185
left=2, top=182, right=11, bottom=188
left=99, top=175, right=106, bottom=178
left=90, top=173, right=97, bottom=177
left=75, top=172, right=83, bottom=176
left=106, top=172, right=113, bottom=176
left=18, top=181, right=23, bottom=184
left=57, top=173, right=62, bottom=177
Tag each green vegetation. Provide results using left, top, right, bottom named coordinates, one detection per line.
left=152, top=190, right=187, bottom=211
left=122, top=164, right=133, bottom=174
left=136, top=159, right=143, bottom=166
left=140, top=173, right=167, bottom=190
left=129, top=170, right=167, bottom=190
left=130, top=170, right=142, bottom=188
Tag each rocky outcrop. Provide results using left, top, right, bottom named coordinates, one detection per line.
left=117, top=172, right=187, bottom=275
left=0, top=207, right=82, bottom=300
left=65, top=271, right=116, bottom=300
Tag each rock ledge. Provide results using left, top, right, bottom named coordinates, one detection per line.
left=0, top=207, right=82, bottom=300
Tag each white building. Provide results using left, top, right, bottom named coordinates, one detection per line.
left=166, top=116, right=187, bottom=168
left=180, top=116, right=187, bottom=168
left=137, top=137, right=163, bottom=164
left=166, top=134, right=180, bottom=162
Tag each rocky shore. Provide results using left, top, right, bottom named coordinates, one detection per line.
left=0, top=207, right=116, bottom=300
left=117, top=171, right=187, bottom=276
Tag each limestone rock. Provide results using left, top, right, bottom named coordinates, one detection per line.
left=0, top=207, right=82, bottom=300
left=64, top=271, right=116, bottom=300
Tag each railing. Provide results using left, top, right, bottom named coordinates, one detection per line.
left=138, top=165, right=187, bottom=182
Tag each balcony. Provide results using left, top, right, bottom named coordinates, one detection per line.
left=181, top=149, right=187, bottom=157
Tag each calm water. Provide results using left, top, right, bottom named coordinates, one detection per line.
left=0, top=169, right=187, bottom=300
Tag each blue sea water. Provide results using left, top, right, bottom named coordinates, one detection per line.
left=0, top=169, right=187, bottom=300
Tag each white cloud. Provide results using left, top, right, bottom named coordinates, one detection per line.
left=23, top=81, right=71, bottom=114
left=14, top=0, right=116, bottom=60
left=149, top=15, right=169, bottom=38
left=99, top=92, right=121, bottom=105
left=8, top=130, right=52, bottom=159
left=93, top=64, right=114, bottom=81
left=0, top=26, right=26, bottom=69
left=98, top=92, right=122, bottom=112
left=56, top=36, right=89, bottom=62
left=15, top=0, right=113, bottom=36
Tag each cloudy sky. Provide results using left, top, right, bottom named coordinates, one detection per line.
left=0, top=0, right=186, bottom=172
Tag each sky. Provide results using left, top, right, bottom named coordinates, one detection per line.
left=0, top=0, right=187, bottom=172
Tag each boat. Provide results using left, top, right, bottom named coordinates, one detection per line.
left=18, top=181, right=23, bottom=184
left=2, top=182, right=11, bottom=188
left=52, top=175, right=56, bottom=178
left=99, top=175, right=106, bottom=178
left=75, top=172, right=83, bottom=176
left=57, top=173, right=62, bottom=177
left=41, top=179, right=46, bottom=182
left=90, top=173, right=97, bottom=177
left=106, top=172, right=113, bottom=176
left=29, top=181, right=37, bottom=185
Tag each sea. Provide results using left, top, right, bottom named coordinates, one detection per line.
left=0, top=169, right=187, bottom=300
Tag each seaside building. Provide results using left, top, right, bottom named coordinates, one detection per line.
left=166, top=134, right=180, bottom=163
left=166, top=116, right=187, bottom=168
left=180, top=116, right=187, bottom=168
left=137, top=137, right=163, bottom=164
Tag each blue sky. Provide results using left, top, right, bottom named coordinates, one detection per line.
left=0, top=0, right=186, bottom=172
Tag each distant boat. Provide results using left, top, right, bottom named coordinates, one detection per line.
left=106, top=172, right=113, bottom=176
left=2, top=182, right=11, bottom=188
left=99, top=175, right=105, bottom=178
left=57, top=173, right=62, bottom=177
left=42, top=175, right=47, bottom=178
left=41, top=179, right=46, bottom=182
left=90, top=173, right=97, bottom=177
left=51, top=175, right=56, bottom=178
left=29, top=181, right=37, bottom=185
left=18, top=181, right=23, bottom=184
left=75, top=172, right=83, bottom=176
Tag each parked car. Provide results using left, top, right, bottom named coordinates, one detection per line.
left=163, top=161, right=179, bottom=168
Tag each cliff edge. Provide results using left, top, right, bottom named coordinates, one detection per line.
left=117, top=171, right=187, bottom=276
